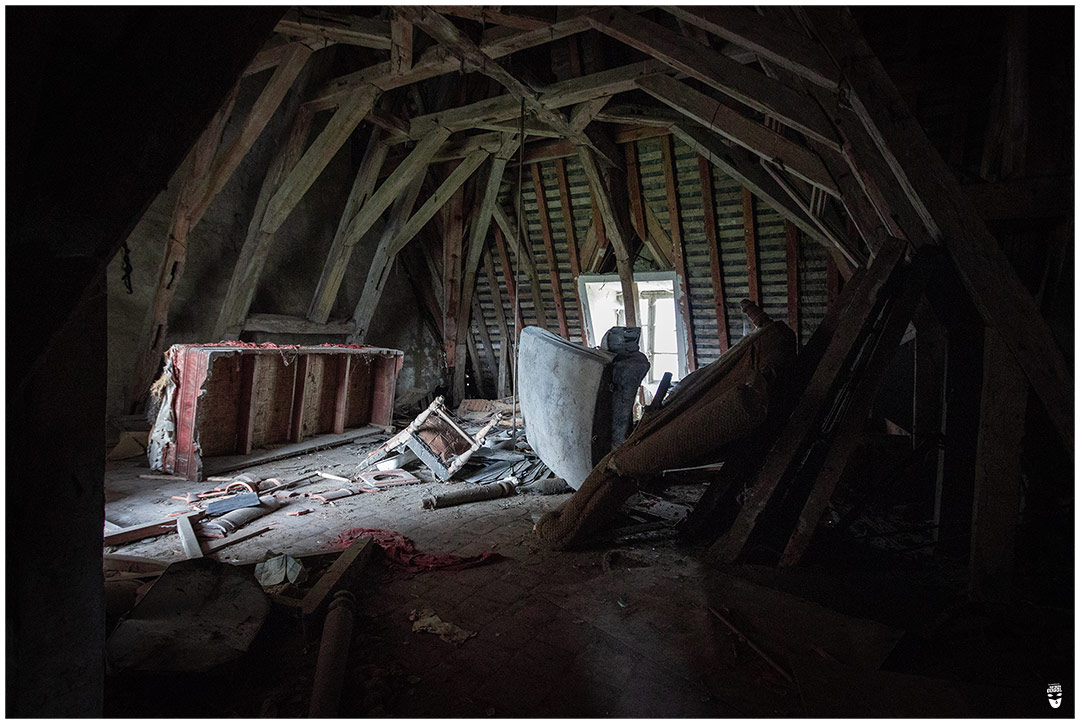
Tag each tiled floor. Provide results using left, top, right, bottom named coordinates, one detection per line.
left=104, top=441, right=800, bottom=717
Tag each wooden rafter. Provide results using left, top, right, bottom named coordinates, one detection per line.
left=310, top=126, right=451, bottom=324
left=671, top=123, right=834, bottom=256
left=390, top=10, right=412, bottom=75
left=214, top=82, right=381, bottom=338
left=262, top=85, right=380, bottom=234
left=387, top=148, right=492, bottom=259
left=588, top=8, right=840, bottom=151
left=665, top=6, right=841, bottom=91
left=443, top=185, right=466, bottom=386
left=276, top=8, right=392, bottom=50
left=637, top=75, right=838, bottom=195
left=785, top=221, right=801, bottom=345
left=804, top=7, right=1072, bottom=448
left=660, top=135, right=696, bottom=370
left=578, top=146, right=639, bottom=326
left=624, top=142, right=673, bottom=269
left=244, top=38, right=331, bottom=78
left=349, top=170, right=428, bottom=342
left=307, top=127, right=388, bottom=323
left=482, top=243, right=514, bottom=396
left=698, top=156, right=730, bottom=354
left=740, top=187, right=761, bottom=305
left=305, top=8, right=651, bottom=108
left=531, top=163, right=570, bottom=339
left=127, top=80, right=241, bottom=405
left=190, top=44, right=313, bottom=225
left=493, top=201, right=549, bottom=330
left=436, top=6, right=549, bottom=31
left=384, top=59, right=670, bottom=145
left=492, top=224, right=524, bottom=336
left=212, top=102, right=316, bottom=340
left=553, top=157, right=586, bottom=339
left=396, top=5, right=621, bottom=167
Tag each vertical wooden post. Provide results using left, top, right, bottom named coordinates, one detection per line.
left=443, top=185, right=464, bottom=368
left=826, top=253, right=839, bottom=314
left=969, top=328, right=1028, bottom=602
left=236, top=355, right=258, bottom=454
left=493, top=225, right=524, bottom=336
left=913, top=301, right=946, bottom=517
left=699, top=156, right=729, bottom=353
left=482, top=245, right=513, bottom=397
left=390, top=10, right=413, bottom=75
left=332, top=356, right=351, bottom=435
left=661, top=135, right=696, bottom=371
left=289, top=355, right=310, bottom=444
left=625, top=143, right=647, bottom=237
left=370, top=356, right=398, bottom=427
left=471, top=292, right=498, bottom=387
left=554, top=158, right=586, bottom=340
left=785, top=221, right=801, bottom=346
left=741, top=187, right=760, bottom=304
left=530, top=163, right=570, bottom=339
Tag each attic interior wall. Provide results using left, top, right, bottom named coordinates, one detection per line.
left=471, top=137, right=833, bottom=393
left=106, top=84, right=437, bottom=426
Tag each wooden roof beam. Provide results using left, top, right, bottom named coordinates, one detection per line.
left=665, top=6, right=841, bottom=91
left=636, top=74, right=839, bottom=195
left=397, top=6, right=620, bottom=167
left=308, top=126, right=450, bottom=324
left=276, top=8, right=392, bottom=50
left=306, top=7, right=645, bottom=109
left=588, top=8, right=841, bottom=152
left=189, top=43, right=313, bottom=225
left=671, top=122, right=832, bottom=252
left=807, top=7, right=1073, bottom=449
left=436, top=7, right=551, bottom=31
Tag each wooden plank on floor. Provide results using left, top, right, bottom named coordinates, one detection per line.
left=300, top=535, right=375, bottom=616
left=104, top=512, right=207, bottom=547
left=176, top=512, right=204, bottom=559
left=203, top=426, right=384, bottom=477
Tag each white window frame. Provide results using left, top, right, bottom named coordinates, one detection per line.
left=577, top=270, right=690, bottom=379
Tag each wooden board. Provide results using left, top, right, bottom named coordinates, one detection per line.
left=712, top=238, right=906, bottom=563
left=203, top=426, right=384, bottom=477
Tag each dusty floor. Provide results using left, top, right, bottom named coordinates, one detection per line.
left=103, top=439, right=1071, bottom=718
left=105, top=440, right=795, bottom=716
